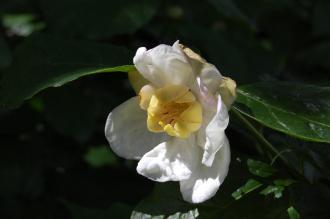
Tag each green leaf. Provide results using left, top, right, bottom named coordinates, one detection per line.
left=231, top=179, right=262, bottom=200
left=0, top=34, right=134, bottom=108
left=38, top=0, right=160, bottom=39
left=234, top=82, right=330, bottom=143
left=287, top=206, right=300, bottom=219
left=247, top=159, right=277, bottom=177
left=2, top=14, right=45, bottom=36
left=84, top=145, right=118, bottom=168
left=260, top=185, right=284, bottom=199
left=274, top=179, right=295, bottom=187
left=0, top=35, right=12, bottom=68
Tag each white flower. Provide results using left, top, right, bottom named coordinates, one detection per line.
left=105, top=41, right=236, bottom=203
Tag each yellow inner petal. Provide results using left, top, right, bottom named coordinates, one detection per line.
left=139, top=84, right=202, bottom=138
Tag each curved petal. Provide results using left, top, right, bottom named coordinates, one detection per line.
left=105, top=97, right=169, bottom=160
left=133, top=41, right=194, bottom=87
left=200, top=64, right=222, bottom=95
left=201, top=96, right=229, bottom=166
left=180, top=137, right=231, bottom=203
left=136, top=135, right=199, bottom=182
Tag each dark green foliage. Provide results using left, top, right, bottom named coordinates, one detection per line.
left=0, top=0, right=330, bottom=218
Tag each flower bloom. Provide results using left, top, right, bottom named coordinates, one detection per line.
left=105, top=41, right=236, bottom=203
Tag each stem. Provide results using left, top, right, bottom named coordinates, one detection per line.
left=232, top=108, right=286, bottom=163
left=231, top=108, right=306, bottom=180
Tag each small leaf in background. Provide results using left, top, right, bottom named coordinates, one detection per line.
left=287, top=206, right=300, bottom=219
left=274, top=179, right=295, bottom=187
left=2, top=14, right=45, bottom=37
left=84, top=145, right=118, bottom=168
left=131, top=208, right=199, bottom=219
left=231, top=179, right=262, bottom=200
left=260, top=185, right=284, bottom=199
left=234, top=82, right=330, bottom=143
left=247, top=159, right=277, bottom=177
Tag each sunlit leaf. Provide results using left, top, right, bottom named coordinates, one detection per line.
left=231, top=179, right=262, bottom=200
left=2, top=14, right=45, bottom=36
left=260, top=185, right=284, bottom=199
left=234, top=82, right=330, bottom=143
left=247, top=159, right=277, bottom=177
left=287, top=206, right=300, bottom=219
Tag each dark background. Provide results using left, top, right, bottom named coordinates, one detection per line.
left=0, top=0, right=330, bottom=218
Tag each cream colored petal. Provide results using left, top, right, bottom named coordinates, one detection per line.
left=133, top=42, right=194, bottom=87
left=155, top=84, right=189, bottom=103
left=105, top=97, right=169, bottom=160
left=199, top=64, right=222, bottom=95
left=139, top=84, right=156, bottom=110
left=180, top=137, right=230, bottom=203
left=219, top=76, right=237, bottom=108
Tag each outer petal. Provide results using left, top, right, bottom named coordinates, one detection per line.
left=180, top=137, right=231, bottom=203
left=200, top=64, right=222, bottom=95
left=105, top=97, right=169, bottom=160
left=180, top=43, right=222, bottom=96
left=133, top=41, right=194, bottom=87
left=137, top=135, right=199, bottom=182
left=201, top=96, right=229, bottom=166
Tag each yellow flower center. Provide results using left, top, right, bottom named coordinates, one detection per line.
left=139, top=84, right=202, bottom=138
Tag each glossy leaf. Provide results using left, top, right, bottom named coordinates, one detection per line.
left=247, top=159, right=277, bottom=177
left=0, top=34, right=134, bottom=108
left=231, top=179, right=262, bottom=200
left=234, top=82, right=330, bottom=143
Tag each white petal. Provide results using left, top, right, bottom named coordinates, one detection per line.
left=133, top=42, right=194, bottom=87
left=137, top=135, right=199, bottom=182
left=180, top=137, right=230, bottom=203
left=105, top=97, right=169, bottom=160
left=200, top=64, right=222, bottom=95
left=200, top=96, right=229, bottom=166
